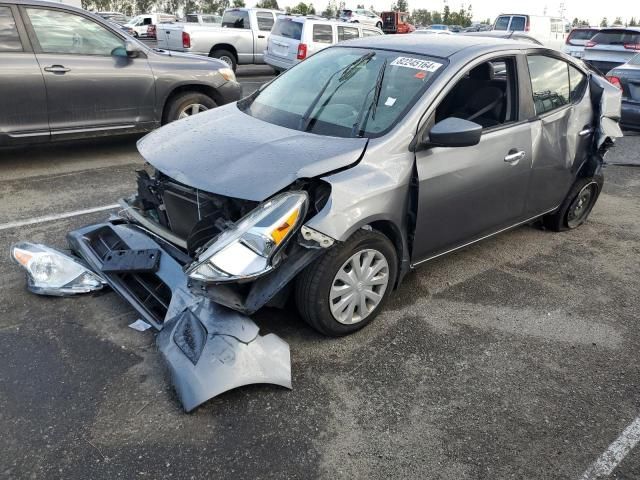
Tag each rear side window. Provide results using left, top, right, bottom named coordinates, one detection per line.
left=256, top=12, right=274, bottom=31
left=338, top=26, right=358, bottom=41
left=186, top=14, right=198, bottom=22
left=568, top=65, right=588, bottom=101
left=527, top=55, right=570, bottom=115
left=590, top=29, right=640, bottom=46
left=222, top=10, right=250, bottom=29
left=509, top=16, right=526, bottom=31
left=567, top=29, right=598, bottom=45
left=0, top=6, right=22, bottom=52
left=494, top=16, right=510, bottom=31
left=312, top=24, right=333, bottom=44
left=271, top=18, right=302, bottom=40
left=362, top=28, right=381, bottom=37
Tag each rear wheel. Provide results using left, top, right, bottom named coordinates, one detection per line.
left=543, top=176, right=603, bottom=231
left=210, top=48, right=237, bottom=71
left=295, top=229, right=397, bottom=337
left=376, top=21, right=382, bottom=28
left=163, top=92, right=216, bottom=124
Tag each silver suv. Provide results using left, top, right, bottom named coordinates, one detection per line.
left=584, top=27, right=640, bottom=73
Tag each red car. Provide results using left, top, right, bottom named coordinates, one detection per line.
left=381, top=11, right=415, bottom=34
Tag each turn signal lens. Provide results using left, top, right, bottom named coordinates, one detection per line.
left=271, top=209, right=300, bottom=245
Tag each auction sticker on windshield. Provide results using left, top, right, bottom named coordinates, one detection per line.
left=390, top=57, right=443, bottom=72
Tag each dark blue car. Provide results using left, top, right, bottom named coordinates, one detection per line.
left=607, top=53, right=640, bottom=131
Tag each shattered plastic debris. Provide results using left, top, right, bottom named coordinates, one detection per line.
left=128, top=319, right=152, bottom=332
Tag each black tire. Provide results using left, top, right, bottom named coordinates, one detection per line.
left=210, top=48, right=237, bottom=71
left=376, top=21, right=382, bottom=29
left=295, top=229, right=398, bottom=337
left=163, top=92, right=217, bottom=124
left=543, top=175, right=603, bottom=231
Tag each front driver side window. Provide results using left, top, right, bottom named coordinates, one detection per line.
left=526, top=55, right=570, bottom=115
left=435, top=57, right=518, bottom=129
left=26, top=8, right=123, bottom=56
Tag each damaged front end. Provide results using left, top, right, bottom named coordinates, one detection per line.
left=13, top=169, right=335, bottom=412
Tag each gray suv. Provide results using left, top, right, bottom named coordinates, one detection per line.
left=0, top=0, right=242, bottom=146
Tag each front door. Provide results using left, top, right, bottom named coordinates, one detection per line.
left=20, top=6, right=156, bottom=137
left=0, top=4, right=49, bottom=144
left=412, top=56, right=533, bottom=262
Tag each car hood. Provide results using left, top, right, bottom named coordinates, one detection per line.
left=137, top=104, right=368, bottom=202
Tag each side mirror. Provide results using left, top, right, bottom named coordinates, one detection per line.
left=425, top=117, right=482, bottom=148
left=112, top=41, right=141, bottom=58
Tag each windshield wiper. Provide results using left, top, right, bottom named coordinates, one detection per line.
left=298, top=52, right=375, bottom=132
left=351, top=58, right=387, bottom=137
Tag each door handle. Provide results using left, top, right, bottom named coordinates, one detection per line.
left=258, top=35, right=265, bottom=38
left=44, top=65, right=71, bottom=73
left=579, top=127, right=594, bottom=136
left=504, top=150, right=526, bottom=163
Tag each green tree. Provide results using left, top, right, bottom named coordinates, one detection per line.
left=256, top=0, right=278, bottom=8
left=600, top=17, right=608, bottom=27
left=232, top=0, right=245, bottom=6
left=630, top=17, right=638, bottom=27
left=613, top=16, right=623, bottom=25
left=395, top=0, right=408, bottom=13
left=572, top=17, right=579, bottom=26
left=442, top=4, right=449, bottom=24
left=431, top=11, right=442, bottom=24
left=411, top=9, right=431, bottom=26
left=322, top=0, right=337, bottom=17
left=356, top=3, right=364, bottom=7
left=135, top=0, right=155, bottom=13
left=290, top=1, right=309, bottom=14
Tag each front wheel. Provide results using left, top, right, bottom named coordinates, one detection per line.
left=376, top=21, right=382, bottom=28
left=543, top=175, right=603, bottom=231
left=295, top=229, right=397, bottom=337
left=163, top=92, right=217, bottom=124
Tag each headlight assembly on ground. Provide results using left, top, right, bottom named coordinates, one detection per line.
left=186, top=191, right=308, bottom=283
left=11, top=242, right=106, bottom=296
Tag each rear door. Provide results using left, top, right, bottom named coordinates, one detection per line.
left=253, top=11, right=275, bottom=63
left=523, top=53, right=594, bottom=215
left=21, top=6, right=156, bottom=137
left=0, top=3, right=49, bottom=144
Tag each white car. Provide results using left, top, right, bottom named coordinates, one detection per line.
left=264, top=16, right=383, bottom=71
left=338, top=9, right=382, bottom=29
left=124, top=13, right=176, bottom=37
left=563, top=27, right=600, bottom=59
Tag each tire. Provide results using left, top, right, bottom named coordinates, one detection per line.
left=295, top=229, right=398, bottom=337
left=543, top=175, right=603, bottom=232
left=163, top=92, right=217, bottom=124
left=210, top=48, right=237, bottom=71
left=376, top=21, right=382, bottom=29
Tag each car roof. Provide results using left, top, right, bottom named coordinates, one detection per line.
left=338, top=33, right=540, bottom=59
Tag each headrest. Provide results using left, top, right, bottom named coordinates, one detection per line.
left=469, top=63, right=494, bottom=81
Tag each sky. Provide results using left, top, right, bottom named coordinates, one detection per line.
left=277, top=0, right=640, bottom=25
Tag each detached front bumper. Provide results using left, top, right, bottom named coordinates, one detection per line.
left=67, top=221, right=291, bottom=412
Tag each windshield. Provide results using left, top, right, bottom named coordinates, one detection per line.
left=239, top=47, right=445, bottom=138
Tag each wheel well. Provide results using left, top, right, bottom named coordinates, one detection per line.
left=161, top=85, right=223, bottom=124
left=209, top=44, right=238, bottom=61
left=368, top=220, right=405, bottom=284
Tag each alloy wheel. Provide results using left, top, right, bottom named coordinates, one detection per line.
left=178, top=103, right=209, bottom=119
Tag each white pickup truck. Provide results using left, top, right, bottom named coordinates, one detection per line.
left=156, top=8, right=279, bottom=70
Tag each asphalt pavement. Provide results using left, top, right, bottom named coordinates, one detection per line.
left=0, top=78, right=639, bottom=478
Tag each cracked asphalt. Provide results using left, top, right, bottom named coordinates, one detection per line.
left=0, top=83, right=639, bottom=478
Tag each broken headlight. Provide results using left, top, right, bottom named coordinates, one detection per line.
left=186, top=191, right=308, bottom=283
left=11, top=242, right=106, bottom=296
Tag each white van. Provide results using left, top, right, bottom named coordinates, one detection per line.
left=493, top=14, right=566, bottom=50
left=264, top=16, right=383, bottom=71
left=124, top=13, right=177, bottom=38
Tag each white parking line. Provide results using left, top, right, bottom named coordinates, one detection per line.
left=579, top=416, right=640, bottom=479
left=0, top=204, right=119, bottom=231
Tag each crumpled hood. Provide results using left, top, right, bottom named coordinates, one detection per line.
left=138, top=104, right=368, bottom=201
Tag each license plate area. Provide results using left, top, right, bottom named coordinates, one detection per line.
left=102, top=249, right=161, bottom=273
